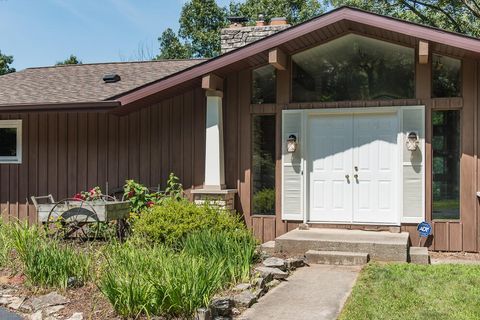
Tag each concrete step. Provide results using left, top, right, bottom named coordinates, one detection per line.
left=409, top=247, right=430, bottom=264
left=275, top=228, right=409, bottom=262
left=306, top=250, right=369, bottom=265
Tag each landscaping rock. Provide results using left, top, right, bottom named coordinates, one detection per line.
left=44, top=305, right=65, bottom=316
left=266, top=279, right=281, bottom=289
left=29, top=311, right=42, bottom=320
left=252, top=289, right=265, bottom=299
left=195, top=308, right=211, bottom=320
left=67, top=277, right=82, bottom=288
left=66, top=313, right=84, bottom=320
left=233, top=283, right=251, bottom=292
left=286, top=257, right=305, bottom=270
left=233, top=290, right=257, bottom=308
left=30, top=292, right=68, bottom=312
left=231, top=307, right=241, bottom=316
left=210, top=297, right=233, bottom=317
left=255, top=266, right=288, bottom=280
left=262, top=257, right=286, bottom=270
left=7, top=296, right=25, bottom=310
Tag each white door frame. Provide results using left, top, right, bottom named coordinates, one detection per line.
left=303, top=106, right=403, bottom=226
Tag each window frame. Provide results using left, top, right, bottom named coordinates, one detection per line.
left=0, top=119, right=22, bottom=164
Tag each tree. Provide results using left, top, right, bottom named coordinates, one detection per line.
left=0, top=50, right=15, bottom=75
left=156, top=28, right=193, bottom=59
left=56, top=54, right=82, bottom=66
left=178, top=0, right=228, bottom=58
left=229, top=0, right=324, bottom=25
left=327, top=0, right=480, bottom=37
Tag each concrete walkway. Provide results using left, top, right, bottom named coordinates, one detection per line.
left=239, top=264, right=361, bottom=320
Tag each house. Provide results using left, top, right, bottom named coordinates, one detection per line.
left=0, top=7, right=479, bottom=252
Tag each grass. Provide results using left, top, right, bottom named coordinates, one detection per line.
left=0, top=221, right=12, bottom=267
left=8, top=222, right=91, bottom=289
left=98, top=230, right=257, bottom=318
left=340, top=263, right=480, bottom=320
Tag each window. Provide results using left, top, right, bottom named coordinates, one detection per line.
left=432, top=54, right=462, bottom=98
left=252, top=115, right=276, bottom=215
left=292, top=34, right=415, bottom=102
left=432, top=111, right=460, bottom=220
left=0, top=120, right=22, bottom=163
left=252, top=65, right=276, bottom=104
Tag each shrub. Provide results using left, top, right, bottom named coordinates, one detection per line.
left=99, top=242, right=226, bottom=318
left=182, top=229, right=258, bottom=283
left=132, top=197, right=245, bottom=246
left=9, top=223, right=91, bottom=289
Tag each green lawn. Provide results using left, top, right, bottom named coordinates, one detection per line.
left=340, top=263, right=480, bottom=320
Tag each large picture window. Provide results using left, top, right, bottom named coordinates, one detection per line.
left=432, top=54, right=462, bottom=98
left=292, top=34, right=415, bottom=102
left=0, top=120, right=22, bottom=164
left=252, top=115, right=276, bottom=215
left=432, top=110, right=460, bottom=220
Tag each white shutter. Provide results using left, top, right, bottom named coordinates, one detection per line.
left=282, top=110, right=304, bottom=220
left=401, top=106, right=425, bottom=223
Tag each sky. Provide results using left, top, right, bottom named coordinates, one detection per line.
left=0, top=0, right=232, bottom=71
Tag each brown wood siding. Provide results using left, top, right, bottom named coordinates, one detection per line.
left=0, top=88, right=206, bottom=223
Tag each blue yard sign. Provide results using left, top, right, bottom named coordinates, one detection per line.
left=417, top=221, right=432, bottom=238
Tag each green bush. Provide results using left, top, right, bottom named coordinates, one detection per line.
left=99, top=242, right=226, bottom=318
left=253, top=188, right=275, bottom=214
left=9, top=223, right=91, bottom=289
left=132, top=197, right=245, bottom=246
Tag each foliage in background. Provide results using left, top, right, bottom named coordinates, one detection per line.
left=0, top=50, right=15, bottom=75
left=253, top=188, right=275, bottom=214
left=328, top=0, right=480, bottom=37
left=124, top=173, right=184, bottom=214
left=156, top=28, right=192, bottom=60
left=340, top=263, right=480, bottom=320
left=9, top=223, right=91, bottom=289
left=131, top=197, right=244, bottom=246
left=55, top=54, right=82, bottom=66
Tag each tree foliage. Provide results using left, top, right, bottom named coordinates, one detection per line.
left=327, top=0, right=480, bottom=37
left=156, top=28, right=193, bottom=59
left=229, top=0, right=323, bottom=25
left=0, top=50, right=15, bottom=75
left=56, top=54, right=82, bottom=66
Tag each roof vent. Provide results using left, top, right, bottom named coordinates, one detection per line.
left=103, top=74, right=121, bottom=83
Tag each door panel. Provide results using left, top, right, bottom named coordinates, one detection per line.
left=353, top=114, right=397, bottom=224
left=308, top=115, right=353, bottom=222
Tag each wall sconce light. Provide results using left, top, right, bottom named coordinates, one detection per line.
left=406, top=131, right=419, bottom=151
left=287, top=134, right=297, bottom=153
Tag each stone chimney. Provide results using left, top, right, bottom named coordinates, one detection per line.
left=221, top=15, right=290, bottom=54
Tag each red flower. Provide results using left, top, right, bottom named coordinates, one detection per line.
left=128, top=191, right=135, bottom=198
left=73, top=193, right=84, bottom=201
left=146, top=201, right=155, bottom=208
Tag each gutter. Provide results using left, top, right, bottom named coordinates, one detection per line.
left=0, top=101, right=121, bottom=113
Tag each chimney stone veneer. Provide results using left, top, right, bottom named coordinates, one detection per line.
left=221, top=23, right=291, bottom=54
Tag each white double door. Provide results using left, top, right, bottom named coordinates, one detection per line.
left=308, top=112, right=398, bottom=224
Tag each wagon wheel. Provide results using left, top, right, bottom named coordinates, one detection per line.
left=45, top=199, right=101, bottom=241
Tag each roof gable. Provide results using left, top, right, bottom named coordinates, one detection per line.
left=116, top=6, right=480, bottom=110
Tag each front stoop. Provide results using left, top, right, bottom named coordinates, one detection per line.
left=275, top=228, right=409, bottom=262
left=409, top=247, right=430, bottom=264
left=306, top=250, right=369, bottom=265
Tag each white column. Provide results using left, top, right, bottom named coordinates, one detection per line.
left=204, top=90, right=225, bottom=190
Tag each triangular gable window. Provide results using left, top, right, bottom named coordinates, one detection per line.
left=292, top=34, right=415, bottom=102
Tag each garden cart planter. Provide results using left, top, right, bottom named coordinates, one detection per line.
left=31, top=195, right=130, bottom=240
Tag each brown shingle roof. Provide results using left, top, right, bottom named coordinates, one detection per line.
left=0, top=59, right=205, bottom=105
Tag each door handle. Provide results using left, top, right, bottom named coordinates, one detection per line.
left=345, top=174, right=350, bottom=183
left=354, top=174, right=358, bottom=179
